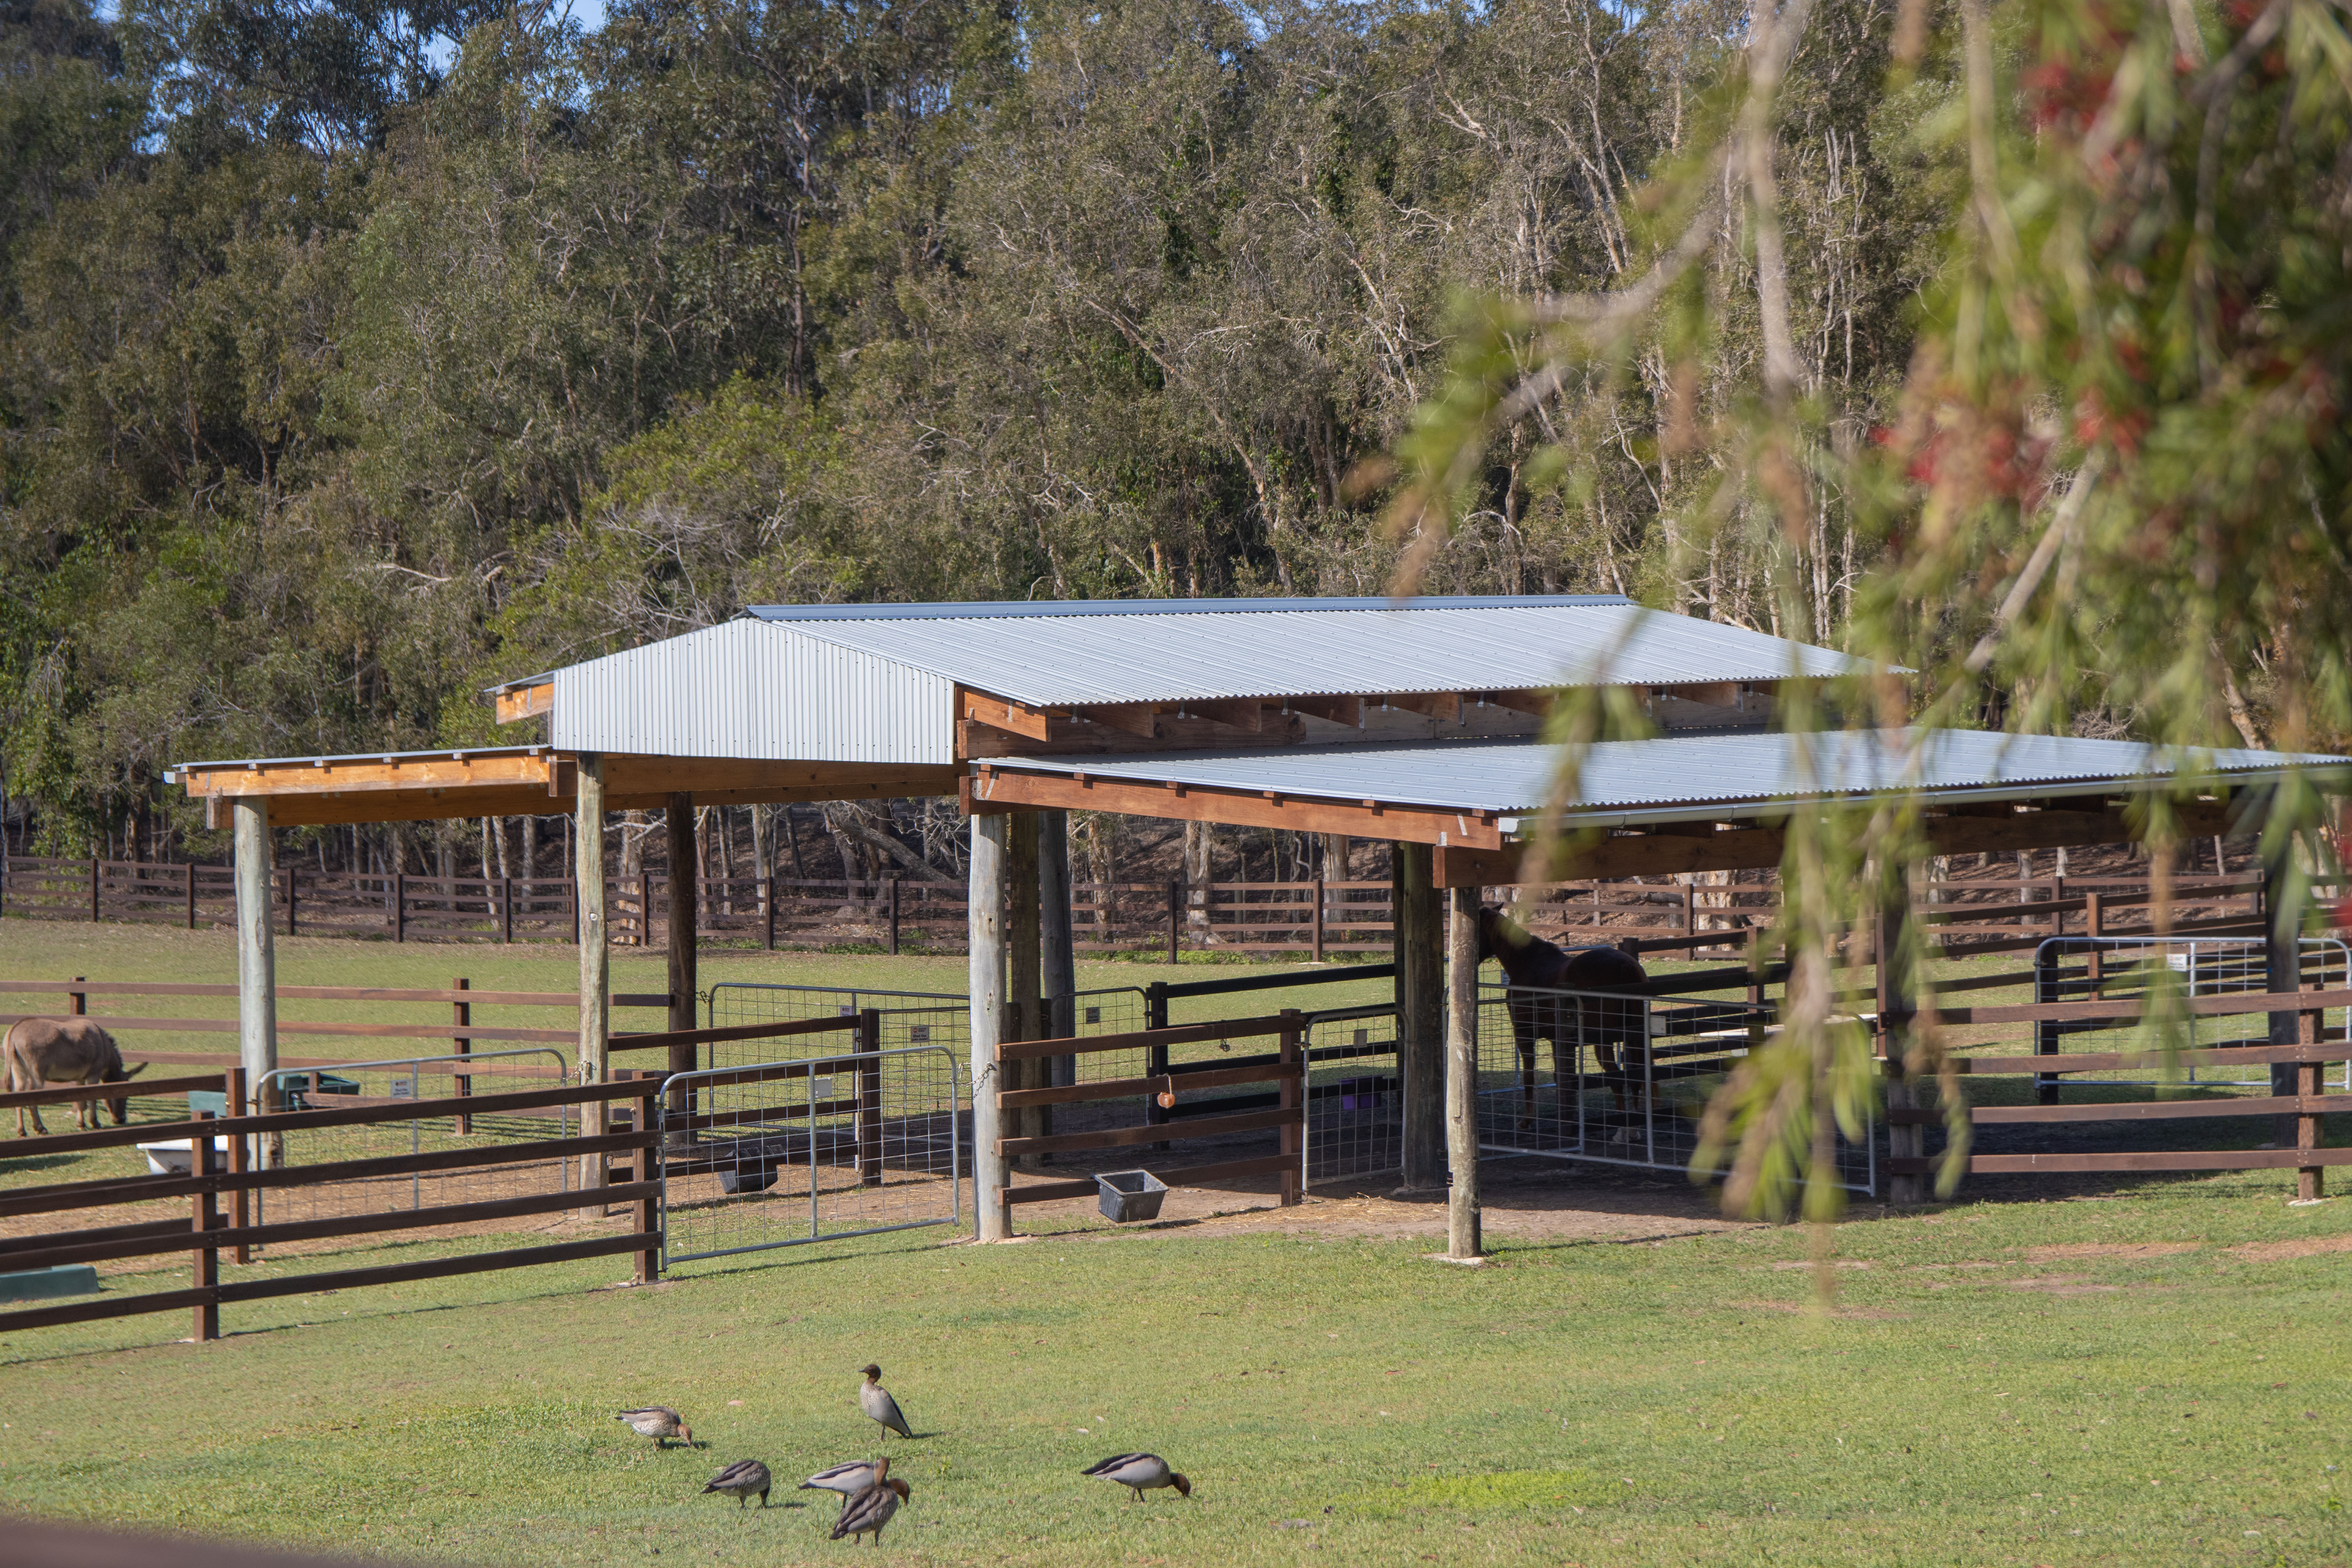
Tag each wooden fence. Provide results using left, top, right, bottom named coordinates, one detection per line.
left=0, top=977, right=672, bottom=1072
left=1884, top=981, right=2352, bottom=1194
left=0, top=1071, right=667, bottom=1339
left=0, top=851, right=2290, bottom=961
left=991, top=1011, right=1305, bottom=1224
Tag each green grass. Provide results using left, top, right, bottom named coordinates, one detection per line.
left=4, top=1180, right=2350, bottom=1565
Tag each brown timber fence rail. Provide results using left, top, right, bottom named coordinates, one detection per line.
left=1, top=853, right=2283, bottom=961
left=992, top=1010, right=1305, bottom=1226
left=1885, top=982, right=2352, bottom=1195
left=0, top=1071, right=669, bottom=1340
left=0, top=978, right=672, bottom=1073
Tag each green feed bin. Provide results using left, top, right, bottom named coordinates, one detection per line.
left=0, top=1265, right=100, bottom=1303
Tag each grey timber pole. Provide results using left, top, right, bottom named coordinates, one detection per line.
left=1040, top=810, right=1076, bottom=1043
left=970, top=812, right=1010, bottom=1241
left=233, top=798, right=278, bottom=1112
left=1445, top=883, right=1482, bottom=1259
left=576, top=756, right=609, bottom=1192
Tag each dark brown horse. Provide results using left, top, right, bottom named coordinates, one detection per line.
left=1477, top=907, right=1650, bottom=1127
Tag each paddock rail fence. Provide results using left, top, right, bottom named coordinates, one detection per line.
left=7, top=853, right=2293, bottom=959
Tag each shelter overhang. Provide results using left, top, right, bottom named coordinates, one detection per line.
left=167, top=747, right=958, bottom=828
left=968, top=729, right=2345, bottom=885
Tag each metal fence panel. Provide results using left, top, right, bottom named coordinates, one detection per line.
left=1473, top=983, right=1873, bottom=1194
left=253, top=1048, right=575, bottom=1236
left=1303, top=1004, right=1402, bottom=1183
left=2029, top=936, right=2352, bottom=1090
left=659, top=1045, right=964, bottom=1266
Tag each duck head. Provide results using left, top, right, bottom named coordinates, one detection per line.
left=861, top=1363, right=883, bottom=1381
left=1170, top=1473, right=1193, bottom=1498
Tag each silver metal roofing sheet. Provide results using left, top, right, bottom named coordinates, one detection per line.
left=746, top=594, right=1627, bottom=620
left=989, top=729, right=2348, bottom=823
left=747, top=599, right=1866, bottom=708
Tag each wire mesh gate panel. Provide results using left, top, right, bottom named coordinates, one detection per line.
left=1474, top=984, right=1875, bottom=1194
left=659, top=1044, right=964, bottom=1266
left=254, top=1049, right=577, bottom=1236
left=1304, top=1004, right=1402, bottom=1183
left=2031, top=936, right=2352, bottom=1090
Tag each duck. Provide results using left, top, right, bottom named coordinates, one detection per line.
left=829, top=1469, right=910, bottom=1545
left=800, top=1458, right=883, bottom=1502
left=615, top=1407, right=693, bottom=1448
left=701, top=1458, right=772, bottom=1508
left=857, top=1364, right=913, bottom=1441
left=1081, top=1453, right=1192, bottom=1502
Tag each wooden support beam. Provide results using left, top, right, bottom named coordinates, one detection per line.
left=1384, top=691, right=1462, bottom=723
left=1288, top=695, right=1364, bottom=727
left=494, top=682, right=554, bottom=724
left=1433, top=797, right=2241, bottom=887
left=971, top=766, right=1504, bottom=849
left=958, top=713, right=1308, bottom=758
left=959, top=688, right=1055, bottom=741
left=1476, top=689, right=1555, bottom=718
left=1073, top=703, right=1160, bottom=738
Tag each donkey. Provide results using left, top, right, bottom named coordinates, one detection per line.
left=4, top=1017, right=147, bottom=1136
left=1476, top=906, right=1650, bottom=1129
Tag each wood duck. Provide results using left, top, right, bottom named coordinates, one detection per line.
left=1081, top=1453, right=1192, bottom=1502
left=858, top=1365, right=913, bottom=1440
left=615, top=1407, right=693, bottom=1448
left=801, top=1458, right=883, bottom=1501
left=830, top=1468, right=910, bottom=1544
left=701, top=1458, right=771, bottom=1508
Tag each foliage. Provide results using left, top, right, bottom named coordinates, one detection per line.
left=1, top=0, right=1921, bottom=857
left=1390, top=0, right=2352, bottom=1220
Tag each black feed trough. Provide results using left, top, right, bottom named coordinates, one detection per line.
left=1095, top=1169, right=1168, bottom=1223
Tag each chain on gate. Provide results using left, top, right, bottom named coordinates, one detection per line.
left=659, top=1041, right=965, bottom=1266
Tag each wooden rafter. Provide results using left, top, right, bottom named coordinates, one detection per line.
left=494, top=683, right=554, bottom=724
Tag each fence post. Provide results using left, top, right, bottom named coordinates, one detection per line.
left=2051, top=874, right=2066, bottom=937
left=501, top=878, right=514, bottom=944
left=1279, top=1008, right=1303, bottom=1206
left=395, top=873, right=407, bottom=942
left=888, top=877, right=902, bottom=956
left=68, top=975, right=86, bottom=1016
left=283, top=864, right=297, bottom=937
left=1311, top=878, right=1325, bottom=964
left=191, top=1109, right=220, bottom=1341
left=451, top=977, right=474, bottom=1135
left=2298, top=955, right=2326, bottom=1202
left=857, top=1008, right=884, bottom=1188
left=186, top=862, right=198, bottom=929
left=570, top=877, right=581, bottom=946
left=2086, top=893, right=2106, bottom=996
left=89, top=857, right=100, bottom=922
left=1745, top=929, right=1767, bottom=1049
left=1166, top=878, right=1181, bottom=964
left=1144, top=980, right=1171, bottom=1145
left=223, top=1067, right=250, bottom=1264
left=764, top=877, right=777, bottom=951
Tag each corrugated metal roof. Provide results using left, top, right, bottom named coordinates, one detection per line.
left=553, top=619, right=958, bottom=763
left=988, top=729, right=2348, bottom=825
left=746, top=594, right=1627, bottom=620
left=744, top=599, right=1866, bottom=707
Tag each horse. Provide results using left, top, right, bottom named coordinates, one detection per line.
left=1476, top=906, right=1650, bottom=1129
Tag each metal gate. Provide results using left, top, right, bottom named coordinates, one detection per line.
left=658, top=1044, right=965, bottom=1267
left=1474, top=984, right=1875, bottom=1194
left=1303, top=1004, right=1403, bottom=1183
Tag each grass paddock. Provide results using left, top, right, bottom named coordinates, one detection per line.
left=5, top=918, right=2351, bottom=1565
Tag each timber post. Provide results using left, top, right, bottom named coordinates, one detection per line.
left=1279, top=1008, right=1303, bottom=1205
left=969, top=812, right=1011, bottom=1241
left=232, top=798, right=279, bottom=1113
left=575, top=753, right=609, bottom=1189
left=2263, top=860, right=2301, bottom=1151
left=1444, top=883, right=1481, bottom=1259
left=1007, top=812, right=1043, bottom=1166
left=452, top=976, right=473, bottom=1135
left=190, top=1109, right=220, bottom=1343
left=1039, top=810, right=1076, bottom=1101
left=1396, top=842, right=1444, bottom=1189
left=1880, top=878, right=1924, bottom=1205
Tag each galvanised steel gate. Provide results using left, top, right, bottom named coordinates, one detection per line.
left=658, top=1043, right=965, bottom=1267
left=1474, top=982, right=1875, bottom=1194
